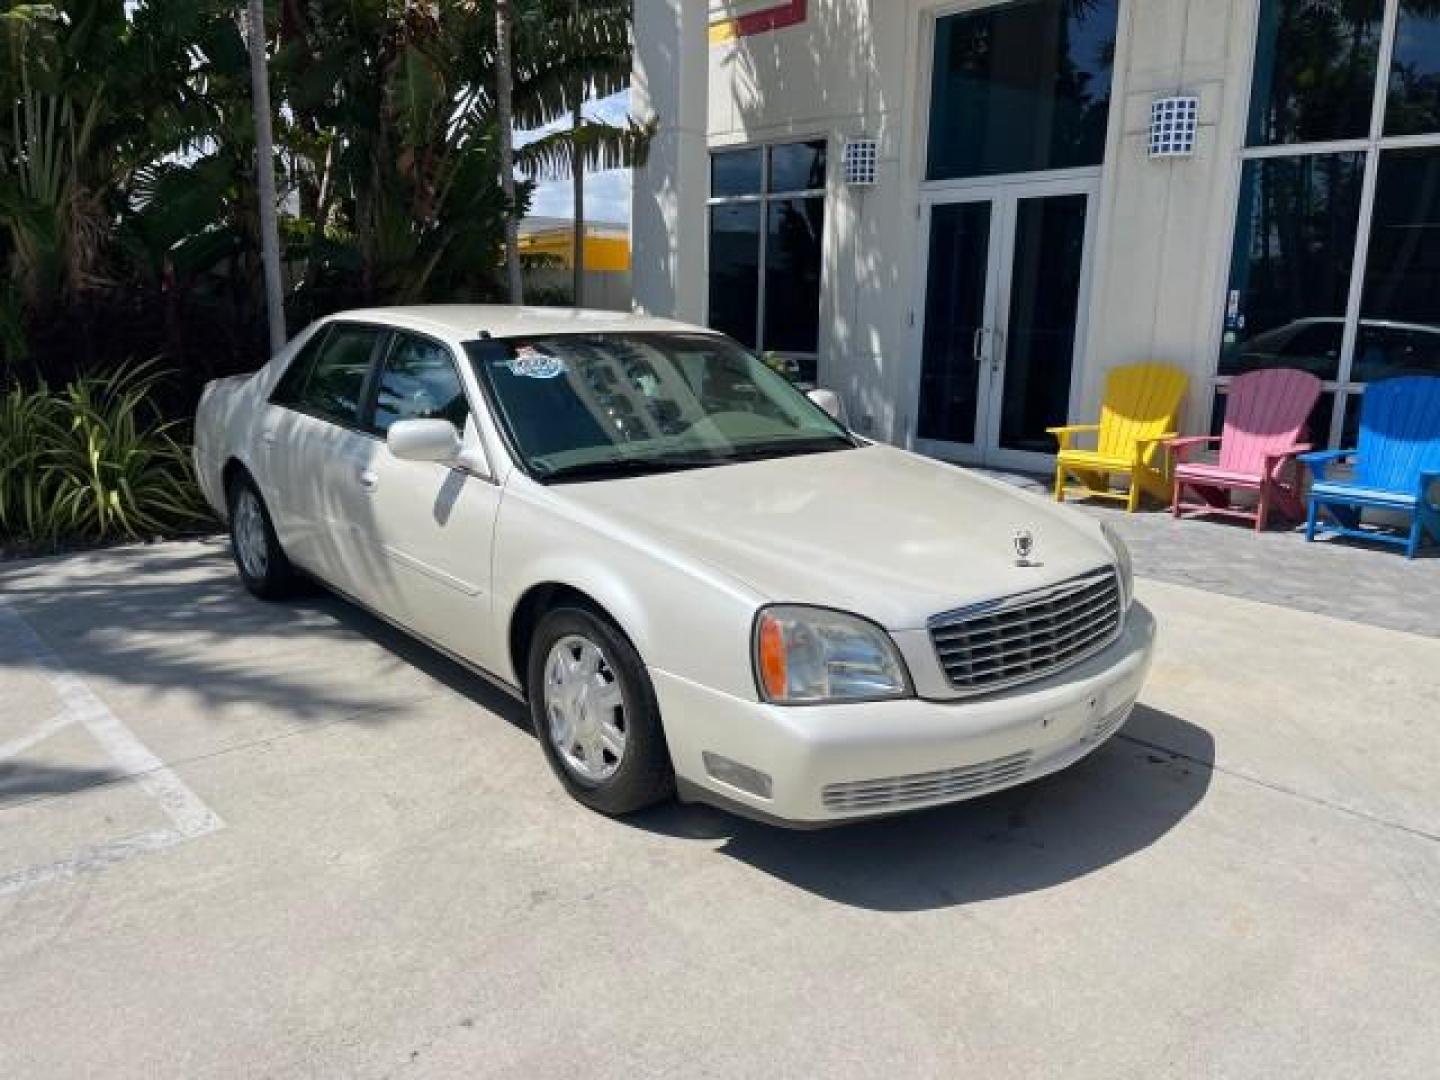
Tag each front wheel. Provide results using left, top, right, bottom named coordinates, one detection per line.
left=527, top=607, right=674, bottom=816
left=227, top=473, right=299, bottom=600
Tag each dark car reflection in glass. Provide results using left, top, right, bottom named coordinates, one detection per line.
left=1223, top=317, right=1440, bottom=381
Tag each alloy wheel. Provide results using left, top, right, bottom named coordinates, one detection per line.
left=232, top=488, right=270, bottom=581
left=542, top=634, right=628, bottom=783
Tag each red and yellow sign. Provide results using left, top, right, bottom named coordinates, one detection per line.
left=708, top=0, right=807, bottom=44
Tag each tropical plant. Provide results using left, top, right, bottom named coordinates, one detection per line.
left=0, top=2, right=120, bottom=311
left=274, top=0, right=514, bottom=307
left=0, top=1, right=646, bottom=410
left=0, top=361, right=211, bottom=549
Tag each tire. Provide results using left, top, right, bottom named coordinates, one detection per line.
left=527, top=606, right=675, bottom=816
left=226, top=472, right=299, bottom=600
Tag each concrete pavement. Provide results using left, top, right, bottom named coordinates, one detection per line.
left=1, top=541, right=1437, bottom=1078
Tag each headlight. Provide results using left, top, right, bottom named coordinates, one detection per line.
left=753, top=605, right=913, bottom=704
left=1100, top=522, right=1135, bottom=611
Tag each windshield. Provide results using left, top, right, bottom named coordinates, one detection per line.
left=465, top=332, right=855, bottom=481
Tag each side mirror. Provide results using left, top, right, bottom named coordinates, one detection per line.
left=807, top=387, right=847, bottom=424
left=387, top=418, right=462, bottom=463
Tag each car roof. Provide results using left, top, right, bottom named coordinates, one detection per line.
left=323, top=304, right=715, bottom=341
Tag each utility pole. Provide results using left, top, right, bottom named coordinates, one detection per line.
left=247, top=0, right=286, bottom=353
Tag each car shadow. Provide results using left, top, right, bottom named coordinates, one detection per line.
left=315, top=594, right=1214, bottom=913
left=313, top=592, right=533, bottom=731
left=629, top=705, right=1214, bottom=912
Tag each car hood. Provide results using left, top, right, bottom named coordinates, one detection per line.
left=554, top=444, right=1116, bottom=629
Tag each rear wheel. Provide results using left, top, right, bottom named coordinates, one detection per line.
left=227, top=473, right=298, bottom=600
left=527, top=607, right=674, bottom=816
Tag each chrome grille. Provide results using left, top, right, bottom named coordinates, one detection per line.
left=821, top=751, right=1033, bottom=812
left=929, top=568, right=1122, bottom=695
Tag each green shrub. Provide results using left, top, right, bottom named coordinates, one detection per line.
left=0, top=362, right=213, bottom=552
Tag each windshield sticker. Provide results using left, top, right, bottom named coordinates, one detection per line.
left=507, top=345, right=566, bottom=379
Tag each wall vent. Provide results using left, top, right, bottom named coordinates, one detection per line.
left=843, top=139, right=879, bottom=185
left=1149, top=96, right=1199, bottom=159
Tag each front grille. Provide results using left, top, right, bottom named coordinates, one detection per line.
left=822, top=751, right=1033, bottom=812
left=929, top=568, right=1122, bottom=695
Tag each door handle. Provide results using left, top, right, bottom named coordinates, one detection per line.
left=358, top=469, right=378, bottom=492
left=260, top=428, right=278, bottom=447
left=972, top=327, right=987, bottom=364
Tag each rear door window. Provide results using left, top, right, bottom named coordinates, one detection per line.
left=275, top=323, right=382, bottom=428
left=270, top=326, right=331, bottom=407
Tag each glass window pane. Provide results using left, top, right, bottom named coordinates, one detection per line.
left=1305, top=390, right=1337, bottom=448
left=1246, top=0, right=1383, bottom=146
left=1219, top=154, right=1364, bottom=381
left=297, top=324, right=379, bottom=426
left=1385, top=2, right=1440, bottom=135
left=1340, top=391, right=1363, bottom=448
left=763, top=196, right=824, bottom=357
left=465, top=334, right=849, bottom=476
left=917, top=202, right=992, bottom=444
left=1356, top=147, right=1440, bottom=380
left=271, top=326, right=331, bottom=407
left=768, top=140, right=827, bottom=193
left=711, top=148, right=763, bottom=197
left=371, top=335, right=469, bottom=437
left=998, top=194, right=1087, bottom=454
left=707, top=203, right=761, bottom=348
left=927, top=0, right=1118, bottom=181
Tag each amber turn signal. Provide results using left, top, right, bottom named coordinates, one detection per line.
left=756, top=612, right=788, bottom=700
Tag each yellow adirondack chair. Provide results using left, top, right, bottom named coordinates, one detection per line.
left=1049, top=362, right=1189, bottom=512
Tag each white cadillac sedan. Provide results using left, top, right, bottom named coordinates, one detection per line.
left=195, top=306, right=1154, bottom=826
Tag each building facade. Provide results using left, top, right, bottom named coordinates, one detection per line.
left=631, top=0, right=1440, bottom=472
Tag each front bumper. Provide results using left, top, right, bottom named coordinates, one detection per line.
left=652, top=603, right=1156, bottom=826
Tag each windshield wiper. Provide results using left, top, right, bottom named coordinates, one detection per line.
left=538, top=455, right=726, bottom=483
left=726, top=436, right=856, bottom=462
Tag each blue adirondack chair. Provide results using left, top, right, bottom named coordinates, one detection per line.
left=1300, top=376, right=1440, bottom=559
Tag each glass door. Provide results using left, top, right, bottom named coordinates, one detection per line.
left=989, top=191, right=1090, bottom=462
left=914, top=198, right=1001, bottom=453
left=914, top=180, right=1095, bottom=469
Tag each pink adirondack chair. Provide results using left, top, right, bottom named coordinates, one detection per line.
left=1167, top=368, right=1322, bottom=532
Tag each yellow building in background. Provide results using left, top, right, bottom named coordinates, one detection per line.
left=517, top=217, right=631, bottom=273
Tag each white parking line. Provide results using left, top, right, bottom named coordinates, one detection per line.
left=0, top=710, right=74, bottom=761
left=0, top=602, right=224, bottom=897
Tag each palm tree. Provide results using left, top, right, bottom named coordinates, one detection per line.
left=495, top=0, right=523, bottom=303
left=271, top=0, right=511, bottom=308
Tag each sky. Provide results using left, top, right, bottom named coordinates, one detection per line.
left=518, top=90, right=633, bottom=226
